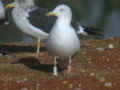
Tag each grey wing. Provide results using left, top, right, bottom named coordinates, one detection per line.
left=28, top=7, right=57, bottom=33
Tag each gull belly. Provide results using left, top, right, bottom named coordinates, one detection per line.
left=46, top=23, right=80, bottom=58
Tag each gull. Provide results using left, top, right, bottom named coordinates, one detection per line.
left=0, top=0, right=8, bottom=25
left=6, top=0, right=102, bottom=58
left=6, top=0, right=56, bottom=57
left=46, top=4, right=80, bottom=76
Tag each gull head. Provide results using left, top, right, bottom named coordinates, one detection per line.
left=6, top=0, right=34, bottom=9
left=47, top=4, right=72, bottom=20
left=6, top=2, right=16, bottom=9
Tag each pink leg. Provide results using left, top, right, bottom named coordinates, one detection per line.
left=67, top=56, right=72, bottom=74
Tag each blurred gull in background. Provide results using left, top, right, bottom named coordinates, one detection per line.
left=6, top=0, right=56, bottom=57
left=0, top=0, right=8, bottom=25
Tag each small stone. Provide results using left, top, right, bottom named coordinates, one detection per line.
left=16, top=77, right=28, bottom=84
left=16, top=80, right=21, bottom=84
left=104, top=82, right=112, bottom=88
left=80, top=69, right=86, bottom=73
left=89, top=72, right=95, bottom=76
left=68, top=84, right=73, bottom=89
left=75, top=87, right=81, bottom=90
left=106, top=58, right=110, bottom=62
left=88, top=61, right=92, bottom=64
left=107, top=67, right=111, bottom=70
left=99, top=77, right=106, bottom=82
left=62, top=81, right=68, bottom=84
left=23, top=77, right=28, bottom=81
left=108, top=44, right=114, bottom=49
left=78, top=83, right=82, bottom=87
left=20, top=87, right=28, bottom=90
left=87, top=58, right=92, bottom=61
left=96, top=47, right=104, bottom=51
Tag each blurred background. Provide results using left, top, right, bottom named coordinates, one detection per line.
left=0, top=0, right=120, bottom=42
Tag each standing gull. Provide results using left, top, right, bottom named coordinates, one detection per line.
left=6, top=0, right=102, bottom=57
left=46, top=4, right=80, bottom=76
left=6, top=0, right=56, bottom=57
left=0, top=0, right=8, bottom=25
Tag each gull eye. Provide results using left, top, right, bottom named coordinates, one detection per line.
left=59, top=8, right=64, bottom=12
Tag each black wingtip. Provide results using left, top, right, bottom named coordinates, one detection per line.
left=82, top=26, right=104, bottom=36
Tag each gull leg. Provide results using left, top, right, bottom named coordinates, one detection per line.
left=53, top=56, right=58, bottom=76
left=36, top=38, right=40, bottom=57
left=67, top=56, right=72, bottom=74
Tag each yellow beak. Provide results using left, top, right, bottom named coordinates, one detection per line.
left=6, top=4, right=15, bottom=9
left=46, top=12, right=56, bottom=16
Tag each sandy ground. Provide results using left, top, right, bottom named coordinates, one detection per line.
left=0, top=37, right=120, bottom=90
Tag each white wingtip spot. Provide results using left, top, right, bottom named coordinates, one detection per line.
left=77, top=24, right=87, bottom=35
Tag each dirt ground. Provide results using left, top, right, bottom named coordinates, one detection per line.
left=0, top=37, right=120, bottom=90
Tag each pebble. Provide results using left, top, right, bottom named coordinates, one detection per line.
left=88, top=61, right=92, bottom=64
left=106, top=58, right=110, bottom=62
left=20, top=87, right=28, bottom=90
left=16, top=77, right=28, bottom=83
left=89, top=72, right=95, bottom=76
left=62, top=81, right=68, bottom=84
left=108, top=44, right=114, bottom=49
left=87, top=58, right=92, bottom=61
left=99, top=77, right=106, bottom=82
left=68, top=83, right=73, bottom=89
left=78, top=83, right=82, bottom=87
left=104, top=82, right=112, bottom=88
left=80, top=69, right=86, bottom=73
left=96, top=47, right=104, bottom=51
